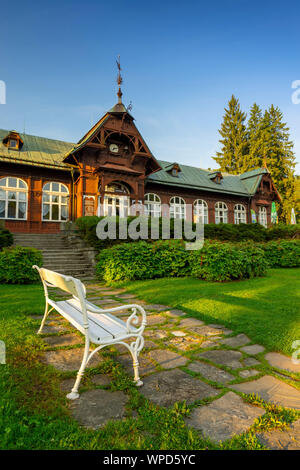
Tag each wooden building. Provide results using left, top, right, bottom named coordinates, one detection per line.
left=0, top=93, right=280, bottom=234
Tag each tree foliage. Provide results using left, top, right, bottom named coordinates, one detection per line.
left=214, top=98, right=297, bottom=222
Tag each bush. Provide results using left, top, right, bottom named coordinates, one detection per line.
left=96, top=240, right=190, bottom=283
left=262, top=240, right=300, bottom=268
left=0, top=229, right=13, bottom=250
left=190, top=241, right=267, bottom=281
left=0, top=246, right=43, bottom=284
left=96, top=240, right=267, bottom=283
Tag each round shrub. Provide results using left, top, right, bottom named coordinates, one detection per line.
left=0, top=246, right=43, bottom=284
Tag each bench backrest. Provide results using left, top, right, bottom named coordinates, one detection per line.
left=33, top=265, right=89, bottom=327
left=34, top=265, right=85, bottom=298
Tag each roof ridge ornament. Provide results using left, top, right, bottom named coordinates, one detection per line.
left=116, top=55, right=123, bottom=104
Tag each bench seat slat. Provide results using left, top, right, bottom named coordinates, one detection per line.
left=50, top=299, right=115, bottom=343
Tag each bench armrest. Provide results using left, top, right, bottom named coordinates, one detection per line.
left=85, top=301, right=147, bottom=334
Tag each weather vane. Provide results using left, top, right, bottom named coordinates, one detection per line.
left=116, top=55, right=123, bottom=103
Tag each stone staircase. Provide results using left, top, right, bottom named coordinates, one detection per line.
left=12, top=232, right=96, bottom=279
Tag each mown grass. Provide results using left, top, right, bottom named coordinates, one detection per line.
left=119, top=268, right=300, bottom=355
left=0, top=270, right=299, bottom=450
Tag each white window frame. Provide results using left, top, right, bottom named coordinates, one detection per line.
left=234, top=204, right=246, bottom=224
left=170, top=196, right=186, bottom=219
left=194, top=199, right=208, bottom=224
left=258, top=206, right=267, bottom=227
left=215, top=201, right=228, bottom=224
left=0, top=177, right=28, bottom=220
left=42, top=182, right=69, bottom=222
left=144, top=193, right=161, bottom=217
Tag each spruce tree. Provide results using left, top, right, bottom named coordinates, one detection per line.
left=213, top=95, right=248, bottom=174
left=241, top=103, right=263, bottom=172
left=255, top=105, right=296, bottom=222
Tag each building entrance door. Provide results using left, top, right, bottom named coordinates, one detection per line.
left=99, top=182, right=130, bottom=217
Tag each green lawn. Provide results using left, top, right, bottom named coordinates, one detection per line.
left=0, top=269, right=299, bottom=450
left=120, top=268, right=300, bottom=356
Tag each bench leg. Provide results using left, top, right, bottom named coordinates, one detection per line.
left=129, top=336, right=144, bottom=387
left=37, top=302, right=53, bottom=334
left=66, top=337, right=90, bottom=400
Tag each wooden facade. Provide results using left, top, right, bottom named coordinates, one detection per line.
left=0, top=100, right=280, bottom=233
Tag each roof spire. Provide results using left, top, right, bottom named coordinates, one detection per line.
left=116, top=55, right=123, bottom=104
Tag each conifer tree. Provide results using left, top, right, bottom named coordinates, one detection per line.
left=241, top=103, right=263, bottom=172
left=259, top=105, right=296, bottom=221
left=213, top=95, right=248, bottom=174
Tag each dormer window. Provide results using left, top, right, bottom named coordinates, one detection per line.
left=2, top=131, right=23, bottom=151
left=209, top=171, right=223, bottom=184
left=166, top=163, right=181, bottom=177
left=9, top=139, right=17, bottom=149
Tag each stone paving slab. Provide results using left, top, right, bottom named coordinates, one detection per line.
left=43, top=334, right=83, bottom=347
left=116, top=354, right=158, bottom=376
left=70, top=389, right=128, bottom=429
left=40, top=324, right=70, bottom=335
left=188, top=326, right=228, bottom=337
left=144, top=304, right=171, bottom=312
left=148, top=349, right=188, bottom=369
left=240, top=344, right=265, bottom=355
left=165, top=309, right=186, bottom=318
left=90, top=374, right=111, bottom=386
left=42, top=348, right=103, bottom=371
left=200, top=340, right=221, bottom=349
left=243, top=357, right=261, bottom=367
left=219, top=334, right=251, bottom=348
left=265, top=352, right=300, bottom=374
left=116, top=293, right=138, bottom=299
left=197, top=349, right=244, bottom=369
left=185, top=391, right=265, bottom=442
left=239, top=369, right=260, bottom=378
left=188, top=361, right=235, bottom=384
left=144, top=329, right=168, bottom=340
left=231, top=375, right=300, bottom=410
left=146, top=315, right=169, bottom=326
left=168, top=335, right=202, bottom=351
left=141, top=369, right=218, bottom=407
left=179, top=318, right=205, bottom=328
left=256, top=419, right=300, bottom=450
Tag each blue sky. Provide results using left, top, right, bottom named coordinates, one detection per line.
left=1, top=0, right=300, bottom=172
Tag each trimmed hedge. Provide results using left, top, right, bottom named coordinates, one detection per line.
left=96, top=240, right=190, bottom=283
left=262, top=240, right=300, bottom=268
left=75, top=216, right=300, bottom=250
left=0, top=229, right=13, bottom=250
left=0, top=246, right=43, bottom=284
left=190, top=242, right=267, bottom=281
left=96, top=240, right=267, bottom=283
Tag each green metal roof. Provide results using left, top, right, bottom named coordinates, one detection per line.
left=146, top=160, right=268, bottom=196
left=0, top=129, right=74, bottom=170
left=0, top=128, right=268, bottom=196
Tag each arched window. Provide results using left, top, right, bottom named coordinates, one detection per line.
left=170, top=196, right=186, bottom=219
left=104, top=182, right=130, bottom=194
left=234, top=204, right=246, bottom=224
left=144, top=193, right=161, bottom=217
left=0, top=177, right=27, bottom=220
left=215, top=202, right=228, bottom=224
left=42, top=182, right=69, bottom=221
left=194, top=199, right=208, bottom=224
left=258, top=206, right=267, bottom=227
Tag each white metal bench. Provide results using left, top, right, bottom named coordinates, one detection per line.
left=33, top=265, right=147, bottom=399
